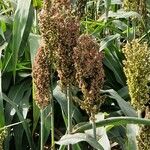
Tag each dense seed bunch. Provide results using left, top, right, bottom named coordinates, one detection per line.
left=73, top=34, right=105, bottom=119
left=39, top=0, right=80, bottom=90
left=123, top=0, right=138, bottom=11
left=53, top=7, right=80, bottom=89
left=51, top=0, right=71, bottom=12
left=32, top=45, right=51, bottom=109
left=123, top=40, right=150, bottom=111
left=38, top=0, right=58, bottom=63
left=123, top=0, right=146, bottom=17
left=137, top=108, right=150, bottom=150
left=0, top=128, right=7, bottom=150
left=76, top=0, right=88, bottom=18
left=38, top=0, right=51, bottom=44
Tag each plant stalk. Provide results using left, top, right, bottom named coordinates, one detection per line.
left=50, top=67, right=55, bottom=149
left=67, top=85, right=72, bottom=150
left=132, top=19, right=136, bottom=39
left=34, top=8, right=38, bottom=34
left=51, top=90, right=55, bottom=149
left=40, top=109, right=44, bottom=150
left=127, top=19, right=130, bottom=41
left=92, top=119, right=97, bottom=140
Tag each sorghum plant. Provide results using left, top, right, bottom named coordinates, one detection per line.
left=73, top=34, right=105, bottom=120
left=123, top=39, right=150, bottom=149
left=137, top=107, right=150, bottom=150
left=32, top=44, right=51, bottom=109
left=123, top=0, right=146, bottom=16
left=123, top=39, right=150, bottom=111
left=52, top=4, right=80, bottom=89
left=0, top=129, right=7, bottom=150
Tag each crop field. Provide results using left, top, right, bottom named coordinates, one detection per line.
left=0, top=0, right=150, bottom=150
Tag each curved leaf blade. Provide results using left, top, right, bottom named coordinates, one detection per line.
left=56, top=133, right=104, bottom=150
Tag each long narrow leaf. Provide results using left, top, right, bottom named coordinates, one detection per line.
left=2, top=93, right=35, bottom=149
left=73, top=117, right=150, bottom=133
left=101, top=89, right=137, bottom=117
left=56, top=133, right=104, bottom=150
left=2, top=0, right=33, bottom=76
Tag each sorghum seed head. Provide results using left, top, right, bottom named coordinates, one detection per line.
left=137, top=107, right=150, bottom=150
left=76, top=0, right=88, bottom=18
left=38, top=0, right=51, bottom=44
left=0, top=128, right=8, bottom=150
left=123, top=39, right=150, bottom=111
left=32, top=45, right=51, bottom=109
left=123, top=0, right=147, bottom=18
left=123, top=0, right=138, bottom=11
left=53, top=6, right=80, bottom=89
left=38, top=0, right=58, bottom=60
left=73, top=34, right=105, bottom=118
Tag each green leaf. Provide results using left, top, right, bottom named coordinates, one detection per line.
left=3, top=93, right=35, bottom=149
left=117, top=86, right=129, bottom=99
left=100, top=34, right=120, bottom=50
left=101, top=89, right=137, bottom=117
left=125, top=124, right=138, bottom=150
left=32, top=0, right=43, bottom=8
left=4, top=80, right=32, bottom=149
left=73, top=117, right=150, bottom=133
left=0, top=27, right=5, bottom=40
left=28, top=33, right=41, bottom=64
left=43, top=104, right=51, bottom=144
left=53, top=85, right=83, bottom=123
left=72, top=144, right=82, bottom=150
left=2, top=0, right=33, bottom=76
left=101, top=10, right=142, bottom=19
left=111, top=0, right=122, bottom=5
left=32, top=99, right=40, bottom=135
left=13, top=89, right=31, bottom=150
left=0, top=47, right=5, bottom=128
left=56, top=133, right=104, bottom=150
left=104, top=45, right=126, bottom=86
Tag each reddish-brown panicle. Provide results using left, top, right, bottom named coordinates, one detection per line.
left=32, top=45, right=51, bottom=109
left=73, top=34, right=105, bottom=119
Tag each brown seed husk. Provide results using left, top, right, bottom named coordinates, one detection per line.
left=39, top=0, right=80, bottom=90
left=52, top=4, right=80, bottom=89
left=73, top=34, right=105, bottom=119
left=32, top=45, right=51, bottom=109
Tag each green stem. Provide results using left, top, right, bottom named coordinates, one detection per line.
left=0, top=121, right=23, bottom=131
left=72, top=117, right=150, bottom=133
left=132, top=19, right=136, bottom=39
left=127, top=19, right=130, bottom=41
left=34, top=8, right=38, bottom=34
left=92, top=119, right=96, bottom=140
left=40, top=109, right=44, bottom=150
left=85, top=3, right=88, bottom=34
left=95, top=0, right=98, bottom=20
left=51, top=89, right=55, bottom=149
left=50, top=68, right=55, bottom=149
left=67, top=85, right=72, bottom=150
left=0, top=48, right=5, bottom=128
left=104, top=0, right=110, bottom=35
left=105, top=0, right=109, bottom=22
